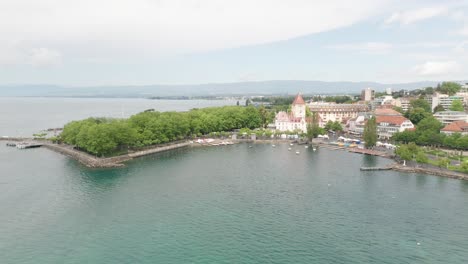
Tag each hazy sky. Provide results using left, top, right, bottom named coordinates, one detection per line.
left=1, top=0, right=468, bottom=85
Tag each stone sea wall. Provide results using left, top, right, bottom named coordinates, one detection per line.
left=43, top=141, right=190, bottom=168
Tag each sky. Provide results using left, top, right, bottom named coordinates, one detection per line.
left=1, top=0, right=468, bottom=86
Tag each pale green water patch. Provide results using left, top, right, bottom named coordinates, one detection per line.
left=1, top=143, right=467, bottom=263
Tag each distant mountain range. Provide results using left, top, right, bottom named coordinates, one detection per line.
left=0, top=80, right=453, bottom=98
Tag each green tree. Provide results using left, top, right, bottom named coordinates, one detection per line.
left=363, top=116, right=377, bottom=148
left=324, top=121, right=334, bottom=131
left=449, top=99, right=464, bottom=111
left=415, top=152, right=428, bottom=163
left=395, top=145, right=413, bottom=165
left=417, top=117, right=443, bottom=132
left=393, top=106, right=404, bottom=114
left=410, top=99, right=431, bottom=113
left=461, top=161, right=468, bottom=172
left=437, top=82, right=462, bottom=95
left=306, top=112, right=322, bottom=141
left=258, top=105, right=270, bottom=128
left=406, top=107, right=431, bottom=125
left=437, top=158, right=450, bottom=168
left=392, top=130, right=417, bottom=143
left=433, top=104, right=445, bottom=113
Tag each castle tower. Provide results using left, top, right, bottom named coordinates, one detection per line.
left=292, top=93, right=306, bottom=119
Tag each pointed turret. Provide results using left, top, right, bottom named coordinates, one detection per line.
left=292, top=93, right=305, bottom=105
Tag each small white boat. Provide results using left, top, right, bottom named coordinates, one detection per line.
left=290, top=143, right=294, bottom=146
left=295, top=151, right=300, bottom=155
left=288, top=147, right=291, bottom=151
left=248, top=145, right=253, bottom=148
left=272, top=144, right=276, bottom=147
left=313, top=148, right=317, bottom=152
left=305, top=145, right=309, bottom=149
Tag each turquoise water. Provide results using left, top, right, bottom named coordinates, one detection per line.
left=1, top=143, right=468, bottom=263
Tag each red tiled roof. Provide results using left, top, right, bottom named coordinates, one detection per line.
left=374, top=108, right=402, bottom=116
left=441, top=121, right=468, bottom=132
left=376, top=115, right=409, bottom=126
left=292, top=94, right=305, bottom=105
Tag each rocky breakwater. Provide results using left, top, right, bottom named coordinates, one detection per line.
left=391, top=163, right=468, bottom=180
left=43, top=141, right=190, bottom=168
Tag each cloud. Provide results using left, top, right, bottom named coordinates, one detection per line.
left=0, top=44, right=61, bottom=67
left=327, top=42, right=392, bottom=53
left=412, top=61, right=461, bottom=76
left=28, top=48, right=62, bottom=67
left=0, top=0, right=389, bottom=59
left=385, top=6, right=448, bottom=25
left=458, top=25, right=468, bottom=35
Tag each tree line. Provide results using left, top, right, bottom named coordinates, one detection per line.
left=60, top=106, right=263, bottom=156
left=392, top=116, right=468, bottom=150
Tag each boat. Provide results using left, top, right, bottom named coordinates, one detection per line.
left=290, top=143, right=294, bottom=146
left=288, top=147, right=292, bottom=151
left=313, top=147, right=317, bottom=152
left=248, top=145, right=253, bottom=148
left=304, top=145, right=309, bottom=149
left=295, top=151, right=300, bottom=154
left=272, top=144, right=276, bottom=147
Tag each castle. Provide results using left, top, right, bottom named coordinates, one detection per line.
left=274, top=94, right=308, bottom=133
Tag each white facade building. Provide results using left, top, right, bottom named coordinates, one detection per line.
left=426, top=93, right=464, bottom=112
left=433, top=111, right=468, bottom=126
left=275, top=94, right=308, bottom=133
left=308, top=102, right=368, bottom=127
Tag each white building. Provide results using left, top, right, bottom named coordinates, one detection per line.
left=433, top=111, right=468, bottom=126
left=372, top=96, right=396, bottom=109
left=275, top=94, right=308, bottom=133
left=308, top=102, right=368, bottom=127
left=426, top=93, right=464, bottom=112
left=394, top=97, right=414, bottom=112
left=376, top=115, right=414, bottom=139
left=346, top=108, right=414, bottom=139
left=346, top=113, right=370, bottom=136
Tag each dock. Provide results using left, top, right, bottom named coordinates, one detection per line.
left=360, top=166, right=393, bottom=171
left=348, top=148, right=391, bottom=158
left=15, top=142, right=43, bottom=149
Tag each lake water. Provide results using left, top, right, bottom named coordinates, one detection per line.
left=0, top=97, right=239, bottom=136
left=1, top=97, right=468, bottom=263
left=1, top=142, right=468, bottom=263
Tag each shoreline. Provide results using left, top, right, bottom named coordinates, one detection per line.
left=2, top=137, right=467, bottom=179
